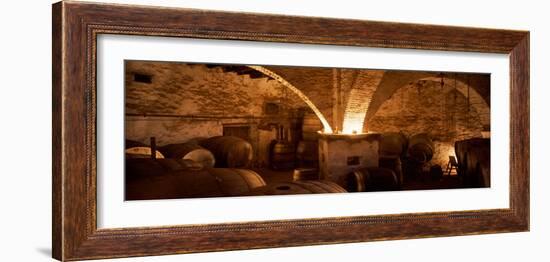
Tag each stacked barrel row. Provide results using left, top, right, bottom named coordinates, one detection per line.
left=378, top=132, right=408, bottom=187
left=125, top=159, right=266, bottom=200
left=295, top=113, right=322, bottom=169
left=125, top=136, right=254, bottom=169
left=266, top=117, right=347, bottom=194
left=267, top=113, right=321, bottom=179
left=125, top=136, right=261, bottom=200
left=346, top=132, right=438, bottom=192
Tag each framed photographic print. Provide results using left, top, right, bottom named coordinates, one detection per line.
left=52, top=1, right=529, bottom=261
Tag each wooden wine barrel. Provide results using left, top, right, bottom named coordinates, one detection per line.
left=464, top=144, right=490, bottom=187
left=125, top=158, right=203, bottom=179
left=302, top=113, right=322, bottom=140
left=248, top=180, right=347, bottom=196
left=270, top=141, right=295, bottom=170
left=476, top=154, right=491, bottom=188
left=126, top=167, right=266, bottom=200
left=346, top=170, right=366, bottom=192
left=429, top=164, right=443, bottom=181
left=125, top=158, right=167, bottom=179
left=154, top=158, right=189, bottom=171
left=125, top=169, right=225, bottom=200
left=205, top=168, right=266, bottom=196
left=174, top=159, right=204, bottom=171
left=454, top=138, right=489, bottom=179
left=159, top=142, right=215, bottom=168
left=126, top=139, right=146, bottom=148
left=407, top=133, right=434, bottom=163
left=186, top=137, right=208, bottom=144
left=350, top=167, right=399, bottom=192
left=158, top=158, right=207, bottom=171
left=379, top=132, right=408, bottom=157
left=199, top=136, right=253, bottom=168
left=379, top=156, right=403, bottom=186
left=296, top=140, right=319, bottom=167
left=125, top=139, right=164, bottom=159
left=292, top=168, right=319, bottom=181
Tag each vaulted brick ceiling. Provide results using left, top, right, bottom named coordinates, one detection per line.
left=132, top=62, right=491, bottom=134
left=264, top=66, right=490, bottom=133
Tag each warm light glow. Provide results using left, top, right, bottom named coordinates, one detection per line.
left=342, top=112, right=366, bottom=134
left=448, top=146, right=457, bottom=159
left=248, top=66, right=333, bottom=133
left=340, top=71, right=383, bottom=135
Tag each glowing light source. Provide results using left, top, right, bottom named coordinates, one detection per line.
left=341, top=98, right=370, bottom=135
left=342, top=113, right=366, bottom=134
left=340, top=71, right=383, bottom=135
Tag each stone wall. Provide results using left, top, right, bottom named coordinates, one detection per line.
left=125, top=61, right=309, bottom=167
left=125, top=61, right=308, bottom=117
left=318, top=133, right=379, bottom=187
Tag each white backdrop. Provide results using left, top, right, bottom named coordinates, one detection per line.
left=0, top=0, right=547, bottom=261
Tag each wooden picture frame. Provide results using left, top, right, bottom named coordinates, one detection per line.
left=52, top=1, right=529, bottom=261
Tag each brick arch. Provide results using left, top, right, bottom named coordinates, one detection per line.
left=420, top=76, right=490, bottom=129
left=341, top=70, right=385, bottom=134
left=248, top=65, right=334, bottom=133
left=365, top=73, right=490, bottom=131
left=365, top=71, right=433, bottom=130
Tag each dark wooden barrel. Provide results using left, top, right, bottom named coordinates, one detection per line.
left=407, top=133, right=434, bottom=163
left=429, top=164, right=443, bottom=181
left=248, top=181, right=347, bottom=195
left=302, top=113, right=322, bottom=140
left=296, top=140, right=319, bottom=167
left=125, top=167, right=266, bottom=200
left=186, top=137, right=208, bottom=144
left=346, top=170, right=366, bottom=192
left=159, top=142, right=215, bottom=168
left=379, top=156, right=403, bottom=186
left=292, top=168, right=319, bottom=181
left=474, top=152, right=491, bottom=188
left=126, top=139, right=146, bottom=148
left=454, top=138, right=489, bottom=180
left=125, top=158, right=203, bottom=179
left=125, top=158, right=167, bottom=179
left=125, top=139, right=164, bottom=159
left=270, top=141, right=295, bottom=170
left=349, top=167, right=399, bottom=192
left=463, top=141, right=490, bottom=187
left=174, top=159, right=204, bottom=170
left=154, top=158, right=189, bottom=171
left=199, top=136, right=253, bottom=168
left=379, top=132, right=408, bottom=157
left=203, top=168, right=266, bottom=196
left=125, top=168, right=224, bottom=200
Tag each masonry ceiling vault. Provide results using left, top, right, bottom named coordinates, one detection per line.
left=246, top=66, right=490, bottom=134
left=125, top=61, right=490, bottom=136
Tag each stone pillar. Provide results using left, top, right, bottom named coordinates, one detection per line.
left=318, top=133, right=380, bottom=187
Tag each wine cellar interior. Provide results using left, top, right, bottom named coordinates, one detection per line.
left=124, top=60, right=491, bottom=200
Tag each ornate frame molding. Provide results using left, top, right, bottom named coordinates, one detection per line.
left=53, top=1, right=529, bottom=260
